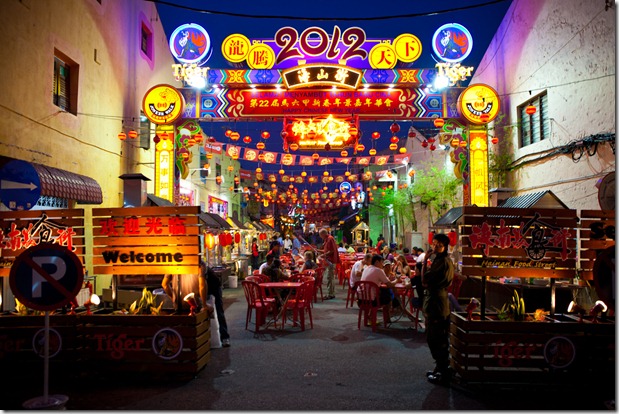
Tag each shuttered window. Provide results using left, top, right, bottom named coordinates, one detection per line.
left=53, top=50, right=78, bottom=115
left=53, top=57, right=69, bottom=111
left=139, top=112, right=151, bottom=150
left=519, top=92, right=550, bottom=147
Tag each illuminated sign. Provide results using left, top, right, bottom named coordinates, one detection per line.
left=282, top=64, right=362, bottom=90
left=469, top=130, right=488, bottom=207
left=283, top=115, right=358, bottom=151
left=457, top=83, right=500, bottom=125
left=142, top=84, right=185, bottom=124
left=222, top=26, right=422, bottom=69
left=208, top=195, right=228, bottom=219
left=435, top=62, right=474, bottom=86
left=155, top=133, right=174, bottom=202
left=172, top=63, right=210, bottom=85
left=339, top=182, right=352, bottom=193
left=169, top=23, right=212, bottom=65
left=432, top=23, right=473, bottom=63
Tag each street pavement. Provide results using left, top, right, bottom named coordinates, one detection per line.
left=4, top=280, right=614, bottom=410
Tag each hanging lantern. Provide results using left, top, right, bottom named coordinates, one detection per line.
left=194, top=132, right=203, bottom=143
left=448, top=231, right=458, bottom=247
left=307, top=130, right=317, bottom=140
left=225, top=129, right=233, bottom=137
left=421, top=140, right=428, bottom=148
left=153, top=136, right=161, bottom=144
left=271, top=183, right=276, bottom=189
left=205, top=233, right=215, bottom=249
left=243, top=135, right=252, bottom=144
left=230, top=131, right=240, bottom=141
left=208, top=135, right=216, bottom=142
left=459, top=140, right=467, bottom=148
left=428, top=231, right=435, bottom=245
left=289, top=143, right=299, bottom=151
left=371, top=131, right=380, bottom=140
left=225, top=233, right=233, bottom=246
left=491, top=137, right=499, bottom=144
left=408, top=130, right=416, bottom=138
left=227, top=165, right=234, bottom=172
left=181, top=152, right=189, bottom=160
left=480, top=113, right=490, bottom=123
left=389, top=143, right=398, bottom=151
left=390, top=136, right=399, bottom=144
left=128, top=130, right=138, bottom=139
left=340, top=150, right=348, bottom=157
left=408, top=169, right=415, bottom=177
left=203, top=163, right=210, bottom=170
left=118, top=132, right=127, bottom=141
left=206, top=152, right=213, bottom=159
left=324, top=143, right=331, bottom=151
left=256, top=142, right=265, bottom=150
left=427, top=137, right=435, bottom=144
left=258, top=153, right=265, bottom=161
left=390, top=122, right=400, bottom=134
left=312, top=152, right=320, bottom=159
left=279, top=168, right=285, bottom=175
left=256, top=167, right=262, bottom=173
left=323, top=171, right=329, bottom=177
left=429, top=144, right=436, bottom=151
left=525, top=105, right=537, bottom=115
left=399, top=147, right=407, bottom=154
left=433, top=118, right=445, bottom=128
left=261, top=131, right=271, bottom=139
left=349, top=126, right=358, bottom=136
left=369, top=148, right=377, bottom=156
left=355, top=144, right=365, bottom=152
left=344, top=170, right=351, bottom=176
left=234, top=232, right=241, bottom=244
left=450, top=137, right=460, bottom=147
left=301, top=171, right=307, bottom=177
left=229, top=186, right=234, bottom=192
left=218, top=233, right=226, bottom=246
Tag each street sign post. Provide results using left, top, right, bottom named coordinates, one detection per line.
left=9, top=243, right=82, bottom=409
left=0, top=159, right=41, bottom=211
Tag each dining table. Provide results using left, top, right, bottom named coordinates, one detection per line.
left=259, top=281, right=303, bottom=329
left=381, top=281, right=417, bottom=324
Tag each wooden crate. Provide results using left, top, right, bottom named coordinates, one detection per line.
left=450, top=312, right=615, bottom=386
left=0, top=313, right=80, bottom=374
left=78, top=309, right=211, bottom=378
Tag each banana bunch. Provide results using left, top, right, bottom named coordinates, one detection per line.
left=498, top=290, right=526, bottom=321
left=130, top=288, right=163, bottom=315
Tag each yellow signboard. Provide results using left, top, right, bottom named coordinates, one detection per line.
left=469, top=130, right=489, bottom=207
left=457, top=83, right=500, bottom=125
left=142, top=84, right=185, bottom=125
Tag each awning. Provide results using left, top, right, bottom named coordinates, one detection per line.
left=498, top=190, right=568, bottom=209
left=199, top=213, right=223, bottom=229
left=250, top=221, right=268, bottom=231
left=207, top=212, right=232, bottom=229
left=146, top=193, right=174, bottom=207
left=0, top=156, right=102, bottom=205
left=433, top=206, right=463, bottom=227
left=227, top=215, right=247, bottom=230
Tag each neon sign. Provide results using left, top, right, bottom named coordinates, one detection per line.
left=169, top=23, right=212, bottom=65
left=432, top=23, right=473, bottom=63
left=283, top=115, right=358, bottom=151
left=457, top=83, right=501, bottom=125
left=222, top=26, right=422, bottom=69
left=282, top=64, right=362, bottom=90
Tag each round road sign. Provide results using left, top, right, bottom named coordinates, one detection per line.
left=9, top=243, right=84, bottom=311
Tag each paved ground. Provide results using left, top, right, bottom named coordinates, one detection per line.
left=4, top=281, right=615, bottom=410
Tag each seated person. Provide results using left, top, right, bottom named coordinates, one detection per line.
left=262, top=259, right=289, bottom=283
left=350, top=253, right=372, bottom=288
left=359, top=255, right=399, bottom=320
left=380, top=259, right=418, bottom=322
left=393, top=255, right=412, bottom=279
left=346, top=244, right=356, bottom=253
left=299, top=250, right=318, bottom=272
left=337, top=242, right=348, bottom=253
left=258, top=253, right=274, bottom=275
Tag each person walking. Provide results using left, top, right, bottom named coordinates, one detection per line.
left=422, top=233, right=454, bottom=385
left=317, top=228, right=339, bottom=300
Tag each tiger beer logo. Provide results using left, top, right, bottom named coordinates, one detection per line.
left=142, top=84, right=185, bottom=124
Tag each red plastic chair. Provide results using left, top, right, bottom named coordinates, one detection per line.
left=313, top=266, right=325, bottom=302
left=281, top=279, right=314, bottom=330
left=341, top=268, right=351, bottom=290
left=354, top=281, right=389, bottom=332
left=241, top=280, right=277, bottom=332
left=345, top=272, right=358, bottom=309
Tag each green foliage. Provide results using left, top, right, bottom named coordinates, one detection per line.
left=410, top=166, right=462, bottom=223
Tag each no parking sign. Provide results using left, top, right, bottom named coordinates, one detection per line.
left=9, top=243, right=84, bottom=311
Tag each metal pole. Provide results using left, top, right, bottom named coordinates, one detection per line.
left=43, top=311, right=50, bottom=403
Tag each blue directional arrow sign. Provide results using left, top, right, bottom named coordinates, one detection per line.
left=0, top=159, right=41, bottom=210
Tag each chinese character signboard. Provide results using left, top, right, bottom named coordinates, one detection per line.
left=0, top=209, right=85, bottom=276
left=92, top=206, right=201, bottom=275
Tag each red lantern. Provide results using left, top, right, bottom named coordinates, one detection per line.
left=243, top=135, right=252, bottom=144
left=234, top=232, right=241, bottom=244
left=421, top=140, right=428, bottom=148
left=525, top=105, right=537, bottom=115
left=447, top=231, right=457, bottom=247
left=428, top=232, right=435, bottom=245
left=194, top=132, right=203, bottom=143
left=371, top=131, right=380, bottom=140
left=390, top=136, right=399, bottom=144
left=349, top=126, right=358, bottom=136
left=429, top=144, right=436, bottom=151
left=261, top=131, right=271, bottom=139
left=491, top=137, right=499, bottom=144
left=218, top=233, right=226, bottom=245
left=480, top=113, right=490, bottom=123
left=340, top=150, right=348, bottom=157
left=289, top=143, right=299, bottom=151
left=459, top=140, right=467, bottom=148
left=229, top=131, right=240, bottom=141
left=128, top=130, right=138, bottom=139
left=433, top=118, right=445, bottom=128
left=225, top=233, right=233, bottom=246
left=390, top=122, right=400, bottom=134
left=256, top=142, right=265, bottom=150
left=355, top=144, right=365, bottom=152
left=389, top=143, right=398, bottom=151
left=117, top=132, right=127, bottom=141
left=225, top=129, right=233, bottom=137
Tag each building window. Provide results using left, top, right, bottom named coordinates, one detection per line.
left=141, top=22, right=153, bottom=59
left=139, top=112, right=151, bottom=150
left=53, top=50, right=78, bottom=115
left=519, top=92, right=550, bottom=148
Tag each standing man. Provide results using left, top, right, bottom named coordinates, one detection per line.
left=250, top=237, right=260, bottom=273
left=317, top=228, right=339, bottom=300
left=422, top=233, right=454, bottom=385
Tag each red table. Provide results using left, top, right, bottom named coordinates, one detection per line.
left=259, top=282, right=303, bottom=328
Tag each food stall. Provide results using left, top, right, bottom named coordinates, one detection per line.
left=450, top=205, right=614, bottom=387
left=349, top=220, right=370, bottom=249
